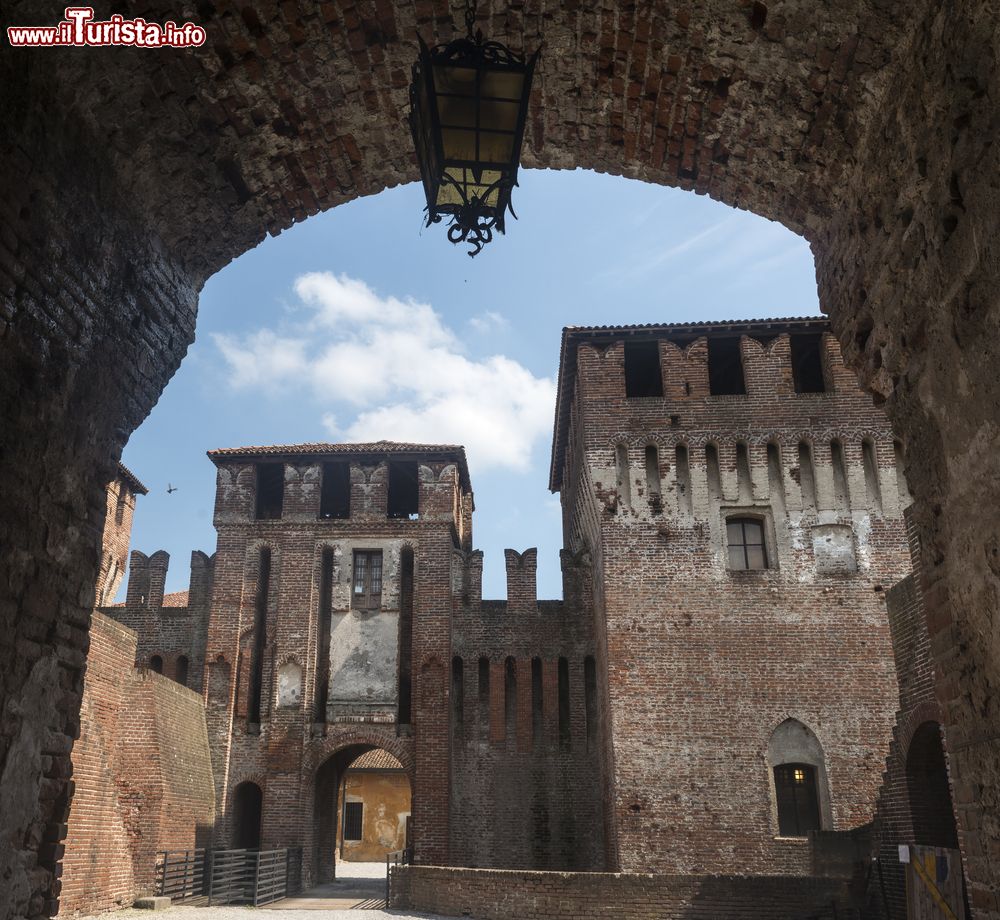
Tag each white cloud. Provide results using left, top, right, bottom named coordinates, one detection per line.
left=214, top=273, right=555, bottom=473
left=468, top=310, right=508, bottom=334
left=212, top=330, right=308, bottom=389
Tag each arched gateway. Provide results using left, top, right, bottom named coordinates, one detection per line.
left=2, top=2, right=1000, bottom=916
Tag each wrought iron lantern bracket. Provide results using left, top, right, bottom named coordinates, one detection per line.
left=408, top=1, right=539, bottom=256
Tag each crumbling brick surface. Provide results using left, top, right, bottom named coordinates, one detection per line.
left=390, top=865, right=856, bottom=919
left=554, top=323, right=912, bottom=875
left=57, top=614, right=215, bottom=917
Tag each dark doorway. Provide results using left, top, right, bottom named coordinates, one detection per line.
left=232, top=781, right=263, bottom=849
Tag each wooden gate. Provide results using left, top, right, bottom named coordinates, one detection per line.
left=905, top=845, right=966, bottom=920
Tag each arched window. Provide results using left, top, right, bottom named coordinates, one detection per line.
left=768, top=718, right=831, bottom=837
left=175, top=655, right=189, bottom=687
left=774, top=763, right=821, bottom=837
left=149, top=654, right=163, bottom=674
left=726, top=516, right=768, bottom=570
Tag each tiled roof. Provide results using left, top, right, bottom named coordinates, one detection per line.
left=348, top=749, right=404, bottom=771
left=548, top=317, right=831, bottom=491
left=207, top=441, right=472, bottom=491
left=117, top=461, right=148, bottom=495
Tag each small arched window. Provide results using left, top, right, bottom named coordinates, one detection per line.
left=773, top=763, right=821, bottom=837
left=176, top=655, right=189, bottom=687
left=768, top=718, right=831, bottom=837
left=149, top=655, right=163, bottom=674
left=726, top=517, right=768, bottom=570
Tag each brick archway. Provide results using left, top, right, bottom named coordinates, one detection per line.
left=2, top=1, right=999, bottom=917
left=308, top=736, right=414, bottom=886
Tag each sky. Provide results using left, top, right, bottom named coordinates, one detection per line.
left=120, top=168, right=820, bottom=601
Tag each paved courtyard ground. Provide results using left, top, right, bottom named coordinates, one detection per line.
left=78, top=862, right=472, bottom=920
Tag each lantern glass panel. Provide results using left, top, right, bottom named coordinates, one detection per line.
left=481, top=99, right=520, bottom=133
left=439, top=95, right=478, bottom=129
left=478, top=130, right=515, bottom=164
left=482, top=70, right=526, bottom=101
left=433, top=64, right=476, bottom=97
left=441, top=127, right=478, bottom=161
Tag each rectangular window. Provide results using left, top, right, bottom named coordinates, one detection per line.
left=774, top=764, right=821, bottom=837
left=387, top=461, right=419, bottom=519
left=255, top=463, right=284, bottom=520
left=624, top=340, right=663, bottom=397
left=352, top=550, right=383, bottom=610
left=708, top=337, right=746, bottom=395
left=727, top=517, right=768, bottom=570
left=790, top=333, right=826, bottom=393
left=319, top=462, right=350, bottom=518
left=343, top=801, right=364, bottom=841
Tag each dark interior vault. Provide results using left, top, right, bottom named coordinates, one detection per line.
left=1, top=0, right=998, bottom=916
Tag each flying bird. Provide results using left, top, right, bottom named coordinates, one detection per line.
left=167, top=483, right=178, bottom=494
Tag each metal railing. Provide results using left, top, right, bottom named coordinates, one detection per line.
left=156, top=847, right=303, bottom=906
left=385, top=845, right=413, bottom=908
left=154, top=849, right=208, bottom=903
left=252, top=849, right=289, bottom=906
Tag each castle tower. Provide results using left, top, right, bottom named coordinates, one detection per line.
left=201, top=441, right=472, bottom=881
left=550, top=319, right=913, bottom=874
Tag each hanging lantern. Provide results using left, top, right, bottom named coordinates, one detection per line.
left=409, top=0, right=539, bottom=257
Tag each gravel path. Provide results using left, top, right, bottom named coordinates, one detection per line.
left=76, top=864, right=475, bottom=920
left=81, top=909, right=463, bottom=920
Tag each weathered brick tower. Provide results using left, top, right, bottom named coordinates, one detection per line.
left=549, top=318, right=914, bottom=874
left=103, top=317, right=916, bottom=900
left=201, top=442, right=470, bottom=882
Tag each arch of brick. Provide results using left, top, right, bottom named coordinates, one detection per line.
left=1, top=1, right=998, bottom=917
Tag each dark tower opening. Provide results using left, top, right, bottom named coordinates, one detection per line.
left=708, top=337, right=746, bottom=395
left=255, top=463, right=284, bottom=520
left=319, top=462, right=351, bottom=518
left=624, top=340, right=663, bottom=397
left=388, top=461, right=419, bottom=519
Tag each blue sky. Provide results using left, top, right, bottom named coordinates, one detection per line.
left=120, top=169, right=819, bottom=601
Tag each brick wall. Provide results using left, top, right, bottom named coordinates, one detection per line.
left=390, top=865, right=855, bottom=919
left=449, top=547, right=603, bottom=869
left=862, top=513, right=967, bottom=919
left=555, top=325, right=913, bottom=875
left=58, top=613, right=215, bottom=916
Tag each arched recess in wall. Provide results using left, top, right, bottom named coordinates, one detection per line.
left=232, top=781, right=263, bottom=849
left=397, top=546, right=414, bottom=726
left=14, top=5, right=997, bottom=909
left=906, top=721, right=959, bottom=848
left=766, top=718, right=833, bottom=836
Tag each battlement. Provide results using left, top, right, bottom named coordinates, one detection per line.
left=208, top=441, right=472, bottom=545
left=105, top=548, right=214, bottom=692
left=550, top=319, right=885, bottom=491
